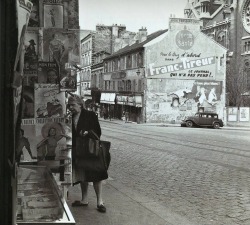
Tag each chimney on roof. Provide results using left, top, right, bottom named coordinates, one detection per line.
left=138, top=27, right=147, bottom=43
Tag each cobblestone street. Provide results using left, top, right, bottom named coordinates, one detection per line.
left=101, top=121, right=250, bottom=225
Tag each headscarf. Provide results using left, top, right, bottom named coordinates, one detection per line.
left=68, top=94, right=85, bottom=108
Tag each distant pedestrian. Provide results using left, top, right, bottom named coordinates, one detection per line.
left=125, top=111, right=129, bottom=123
left=109, top=108, right=112, bottom=121
left=103, top=107, right=108, bottom=120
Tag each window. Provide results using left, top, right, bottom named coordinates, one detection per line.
left=138, top=79, right=142, bottom=92
left=127, top=55, right=131, bottom=68
left=112, top=60, right=115, bottom=71
left=138, top=52, right=143, bottom=67
left=132, top=80, right=136, bottom=92
left=117, top=58, right=120, bottom=71
left=243, top=41, right=250, bottom=53
left=126, top=80, right=131, bottom=91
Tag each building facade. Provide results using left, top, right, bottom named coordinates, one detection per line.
left=144, top=18, right=227, bottom=123
left=101, top=29, right=167, bottom=123
left=79, top=33, right=93, bottom=101
left=79, top=24, right=142, bottom=109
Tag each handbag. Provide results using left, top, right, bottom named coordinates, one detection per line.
left=75, top=130, right=100, bottom=157
left=75, top=140, right=111, bottom=172
left=75, top=130, right=111, bottom=172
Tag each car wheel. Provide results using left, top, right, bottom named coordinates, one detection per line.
left=186, top=121, right=193, bottom=127
left=213, top=122, right=220, bottom=129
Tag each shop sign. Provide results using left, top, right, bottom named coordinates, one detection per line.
left=100, top=93, right=116, bottom=104
left=116, top=95, right=128, bottom=105
left=148, top=56, right=215, bottom=78
left=127, top=96, right=135, bottom=106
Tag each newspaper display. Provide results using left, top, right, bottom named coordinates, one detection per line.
left=16, top=166, right=64, bottom=221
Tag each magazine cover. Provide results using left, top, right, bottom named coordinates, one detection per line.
left=28, top=0, right=39, bottom=27
left=23, top=29, right=39, bottom=76
left=19, top=119, right=37, bottom=163
left=20, top=118, right=71, bottom=163
left=35, top=118, right=71, bottom=161
left=42, top=28, right=78, bottom=91
left=44, top=4, right=64, bottom=28
left=37, top=61, right=59, bottom=84
left=22, top=86, right=35, bottom=119
left=34, top=83, right=66, bottom=118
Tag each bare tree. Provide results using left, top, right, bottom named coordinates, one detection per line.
left=226, top=62, right=250, bottom=107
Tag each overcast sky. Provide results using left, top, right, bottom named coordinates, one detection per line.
left=79, top=0, right=188, bottom=34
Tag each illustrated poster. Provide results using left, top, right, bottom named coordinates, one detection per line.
left=34, top=84, right=66, bottom=119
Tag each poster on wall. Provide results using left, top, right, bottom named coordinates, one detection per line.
left=19, top=120, right=37, bottom=162
left=168, top=80, right=222, bottom=109
left=42, top=28, right=69, bottom=67
left=239, top=107, right=249, bottom=122
left=20, top=118, right=72, bottom=172
left=44, top=4, right=64, bottom=28
left=22, top=86, right=35, bottom=119
left=60, top=70, right=77, bottom=92
left=28, top=0, right=39, bottom=27
left=228, top=107, right=238, bottom=122
left=34, top=84, right=66, bottom=119
left=35, top=118, right=71, bottom=161
left=38, top=61, right=59, bottom=84
left=42, top=28, right=78, bottom=91
left=23, top=29, right=39, bottom=76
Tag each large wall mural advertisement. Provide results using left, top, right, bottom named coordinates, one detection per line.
left=145, top=19, right=226, bottom=81
left=144, top=18, right=227, bottom=123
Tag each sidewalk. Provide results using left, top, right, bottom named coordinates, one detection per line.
left=66, top=180, right=195, bottom=225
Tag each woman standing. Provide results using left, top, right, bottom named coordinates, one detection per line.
left=67, top=94, right=107, bottom=213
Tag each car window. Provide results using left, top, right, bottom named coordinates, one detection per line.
left=202, top=115, right=207, bottom=118
left=214, top=115, right=218, bottom=118
left=195, top=113, right=199, bottom=117
left=208, top=115, right=212, bottom=118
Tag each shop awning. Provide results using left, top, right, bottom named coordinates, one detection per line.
left=100, top=93, right=116, bottom=104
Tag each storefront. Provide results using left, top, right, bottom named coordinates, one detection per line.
left=116, top=94, right=143, bottom=123
left=100, top=93, right=116, bottom=118
left=143, top=18, right=227, bottom=123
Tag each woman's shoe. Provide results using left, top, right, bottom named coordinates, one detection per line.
left=97, top=204, right=106, bottom=213
left=72, top=200, right=89, bottom=207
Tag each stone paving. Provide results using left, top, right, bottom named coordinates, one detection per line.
left=101, top=122, right=250, bottom=225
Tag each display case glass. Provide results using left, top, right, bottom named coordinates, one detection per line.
left=16, top=165, right=75, bottom=224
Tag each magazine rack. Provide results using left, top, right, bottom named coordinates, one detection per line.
left=16, top=165, right=75, bottom=224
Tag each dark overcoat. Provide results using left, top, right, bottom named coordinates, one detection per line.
left=72, top=109, right=108, bottom=183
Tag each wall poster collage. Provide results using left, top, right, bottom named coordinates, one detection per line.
left=18, top=0, right=80, bottom=187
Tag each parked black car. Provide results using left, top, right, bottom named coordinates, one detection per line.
left=181, top=112, right=224, bottom=129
